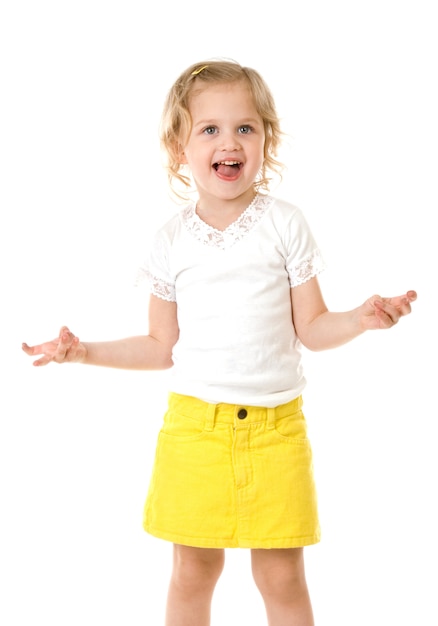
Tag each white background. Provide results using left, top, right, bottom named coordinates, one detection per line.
left=1, top=1, right=437, bottom=624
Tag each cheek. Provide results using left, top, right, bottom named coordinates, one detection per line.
left=186, top=145, right=209, bottom=168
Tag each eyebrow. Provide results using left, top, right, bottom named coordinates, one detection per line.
left=193, top=117, right=262, bottom=128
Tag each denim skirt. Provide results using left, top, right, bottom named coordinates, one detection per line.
left=143, top=392, right=320, bottom=548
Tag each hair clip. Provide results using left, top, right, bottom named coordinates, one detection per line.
left=191, top=65, right=208, bottom=76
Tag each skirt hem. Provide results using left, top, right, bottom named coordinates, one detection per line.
left=144, top=525, right=321, bottom=549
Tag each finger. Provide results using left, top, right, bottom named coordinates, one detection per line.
left=374, top=301, right=401, bottom=327
left=32, top=354, right=54, bottom=367
left=55, top=330, right=79, bottom=362
left=21, top=343, right=54, bottom=367
left=394, top=291, right=416, bottom=315
left=58, top=326, right=72, bottom=344
left=391, top=291, right=417, bottom=307
left=406, top=290, right=417, bottom=302
left=399, top=299, right=412, bottom=316
left=379, top=291, right=416, bottom=319
left=22, top=342, right=36, bottom=355
left=22, top=342, right=47, bottom=357
left=53, top=341, right=71, bottom=362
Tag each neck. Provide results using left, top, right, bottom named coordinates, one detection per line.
left=196, top=193, right=258, bottom=231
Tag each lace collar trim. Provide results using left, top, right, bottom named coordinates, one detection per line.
left=181, top=194, right=274, bottom=250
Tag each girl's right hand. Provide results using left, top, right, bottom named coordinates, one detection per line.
left=22, top=326, right=86, bottom=367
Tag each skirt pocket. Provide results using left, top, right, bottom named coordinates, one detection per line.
left=273, top=407, right=309, bottom=443
left=160, top=409, right=207, bottom=441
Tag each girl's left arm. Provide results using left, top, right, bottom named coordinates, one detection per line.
left=291, top=277, right=417, bottom=351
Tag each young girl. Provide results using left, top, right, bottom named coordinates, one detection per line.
left=23, top=60, right=416, bottom=626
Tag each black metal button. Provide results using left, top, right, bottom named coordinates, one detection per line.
left=237, top=408, right=248, bottom=420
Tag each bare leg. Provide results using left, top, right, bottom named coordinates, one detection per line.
left=251, top=548, right=314, bottom=626
left=165, top=544, right=225, bottom=626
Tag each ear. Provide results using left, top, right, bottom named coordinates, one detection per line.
left=175, top=142, right=188, bottom=164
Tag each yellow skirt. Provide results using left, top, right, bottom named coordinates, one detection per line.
left=143, top=393, right=320, bottom=549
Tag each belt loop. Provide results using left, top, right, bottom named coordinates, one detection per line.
left=204, top=403, right=216, bottom=432
left=267, top=407, right=276, bottom=430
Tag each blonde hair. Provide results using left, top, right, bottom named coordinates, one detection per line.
left=160, top=59, right=284, bottom=199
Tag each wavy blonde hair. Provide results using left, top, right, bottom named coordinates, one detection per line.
left=160, top=59, right=284, bottom=199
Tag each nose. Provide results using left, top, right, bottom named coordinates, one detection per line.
left=219, top=130, right=241, bottom=151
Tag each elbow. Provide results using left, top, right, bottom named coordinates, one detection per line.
left=159, top=342, right=176, bottom=369
left=146, top=334, right=177, bottom=370
left=297, top=331, right=327, bottom=352
left=154, top=349, right=174, bottom=370
left=159, top=356, right=174, bottom=370
left=300, top=340, right=324, bottom=352
left=296, top=330, right=313, bottom=351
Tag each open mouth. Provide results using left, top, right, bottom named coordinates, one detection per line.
left=213, top=161, right=243, bottom=177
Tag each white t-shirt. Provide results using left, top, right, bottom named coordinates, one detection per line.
left=142, top=194, right=326, bottom=407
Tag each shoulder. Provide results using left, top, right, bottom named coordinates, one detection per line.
left=263, top=196, right=324, bottom=271
left=264, top=195, right=311, bottom=232
left=151, top=201, right=194, bottom=244
left=157, top=203, right=191, bottom=233
left=268, top=195, right=300, bottom=214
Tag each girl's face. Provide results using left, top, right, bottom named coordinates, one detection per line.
left=180, top=81, right=265, bottom=207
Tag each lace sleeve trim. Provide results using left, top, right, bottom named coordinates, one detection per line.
left=289, top=249, right=326, bottom=287
left=137, top=268, right=176, bottom=302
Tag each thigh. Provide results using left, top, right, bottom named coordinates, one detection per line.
left=173, top=544, right=225, bottom=563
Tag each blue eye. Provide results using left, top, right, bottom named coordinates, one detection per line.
left=238, top=125, right=252, bottom=134
left=203, top=126, right=217, bottom=135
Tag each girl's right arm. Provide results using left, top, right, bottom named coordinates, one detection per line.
left=22, top=295, right=179, bottom=370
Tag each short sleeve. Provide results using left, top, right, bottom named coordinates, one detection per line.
left=137, top=230, right=176, bottom=302
left=283, top=206, right=326, bottom=288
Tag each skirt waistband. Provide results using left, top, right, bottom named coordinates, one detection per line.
left=166, top=393, right=303, bottom=431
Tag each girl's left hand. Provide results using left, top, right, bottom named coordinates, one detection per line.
left=361, top=290, right=417, bottom=330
